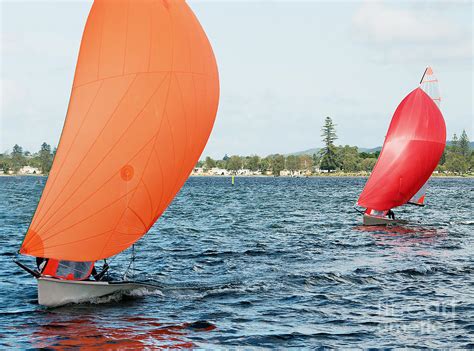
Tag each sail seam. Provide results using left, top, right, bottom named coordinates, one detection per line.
left=74, top=71, right=208, bottom=90
left=29, top=80, right=105, bottom=231
left=33, top=74, right=140, bottom=233
left=27, top=186, right=139, bottom=252
left=122, top=0, right=130, bottom=75
left=34, top=135, right=160, bottom=244
left=98, top=6, right=176, bottom=260
left=34, top=73, right=170, bottom=233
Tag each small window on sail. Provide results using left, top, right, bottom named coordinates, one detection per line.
left=56, top=261, right=94, bottom=280
left=370, top=209, right=385, bottom=217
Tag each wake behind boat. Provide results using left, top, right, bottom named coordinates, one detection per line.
left=15, top=0, right=219, bottom=307
left=357, top=67, right=446, bottom=226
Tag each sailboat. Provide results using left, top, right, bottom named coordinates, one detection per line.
left=357, top=67, right=446, bottom=226
left=14, top=0, right=219, bottom=307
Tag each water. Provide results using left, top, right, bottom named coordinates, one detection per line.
left=0, top=176, right=473, bottom=348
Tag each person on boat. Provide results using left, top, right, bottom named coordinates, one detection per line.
left=387, top=209, right=395, bottom=220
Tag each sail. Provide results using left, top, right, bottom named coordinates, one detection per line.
left=408, top=181, right=428, bottom=205
left=357, top=88, right=446, bottom=211
left=20, top=0, right=219, bottom=261
left=409, top=66, right=442, bottom=205
left=420, top=66, right=441, bottom=108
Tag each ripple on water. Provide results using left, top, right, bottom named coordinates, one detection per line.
left=0, top=176, right=473, bottom=348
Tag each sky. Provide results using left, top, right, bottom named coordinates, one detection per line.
left=1, top=0, right=472, bottom=159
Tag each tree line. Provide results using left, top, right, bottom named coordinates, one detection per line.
left=199, top=117, right=472, bottom=175
left=1, top=122, right=472, bottom=176
left=1, top=143, right=54, bottom=174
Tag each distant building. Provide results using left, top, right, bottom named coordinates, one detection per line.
left=18, top=166, right=41, bottom=175
left=192, top=167, right=204, bottom=175
left=209, top=167, right=230, bottom=176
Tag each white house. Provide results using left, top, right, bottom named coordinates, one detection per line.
left=18, top=166, right=41, bottom=175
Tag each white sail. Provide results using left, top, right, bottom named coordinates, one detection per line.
left=420, top=66, right=441, bottom=108
left=409, top=66, right=442, bottom=206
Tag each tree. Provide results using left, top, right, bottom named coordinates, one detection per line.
left=312, top=153, right=320, bottom=165
left=445, top=153, right=468, bottom=174
left=439, top=149, right=446, bottom=165
left=270, top=154, right=285, bottom=176
left=226, top=155, right=242, bottom=172
left=299, top=155, right=313, bottom=171
left=319, top=116, right=339, bottom=171
left=451, top=133, right=459, bottom=153
left=286, top=155, right=299, bottom=173
left=39, top=142, right=53, bottom=174
left=204, top=156, right=216, bottom=170
left=338, top=145, right=360, bottom=172
left=459, top=130, right=470, bottom=157
left=245, top=155, right=260, bottom=171
left=11, top=144, right=24, bottom=173
left=361, top=158, right=377, bottom=172
left=259, top=157, right=270, bottom=172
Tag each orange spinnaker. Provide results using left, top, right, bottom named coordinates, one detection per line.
left=20, top=0, right=219, bottom=261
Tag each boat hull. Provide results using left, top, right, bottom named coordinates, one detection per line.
left=37, top=277, right=158, bottom=307
left=363, top=214, right=408, bottom=226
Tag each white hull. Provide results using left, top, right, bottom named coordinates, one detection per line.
left=37, top=277, right=158, bottom=307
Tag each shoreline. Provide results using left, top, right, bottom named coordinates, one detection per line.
left=1, top=173, right=473, bottom=179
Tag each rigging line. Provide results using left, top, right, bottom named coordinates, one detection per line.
left=34, top=73, right=169, bottom=234
left=419, top=67, right=428, bottom=84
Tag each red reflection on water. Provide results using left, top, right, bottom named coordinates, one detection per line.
left=354, top=225, right=447, bottom=255
left=26, top=315, right=215, bottom=349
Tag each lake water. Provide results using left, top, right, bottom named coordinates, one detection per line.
left=0, top=176, right=473, bottom=348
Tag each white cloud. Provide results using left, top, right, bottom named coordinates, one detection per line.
left=352, top=1, right=472, bottom=62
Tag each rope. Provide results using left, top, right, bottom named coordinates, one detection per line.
left=123, top=244, right=136, bottom=280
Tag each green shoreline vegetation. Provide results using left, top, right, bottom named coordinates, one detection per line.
left=1, top=117, right=472, bottom=177
left=195, top=118, right=473, bottom=177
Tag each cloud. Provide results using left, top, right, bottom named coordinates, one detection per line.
left=352, top=1, right=472, bottom=62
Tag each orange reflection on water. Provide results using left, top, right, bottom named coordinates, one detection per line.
left=27, top=315, right=215, bottom=350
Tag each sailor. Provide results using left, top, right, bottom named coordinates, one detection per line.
left=387, top=209, right=395, bottom=220
left=36, top=257, right=48, bottom=272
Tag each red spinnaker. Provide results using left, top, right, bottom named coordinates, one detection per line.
left=357, top=88, right=446, bottom=211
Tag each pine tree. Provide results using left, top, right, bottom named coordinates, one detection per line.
left=319, top=116, right=338, bottom=171
left=39, top=142, right=53, bottom=174
left=459, top=130, right=470, bottom=157
left=451, top=133, right=459, bottom=153
left=11, top=144, right=24, bottom=172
